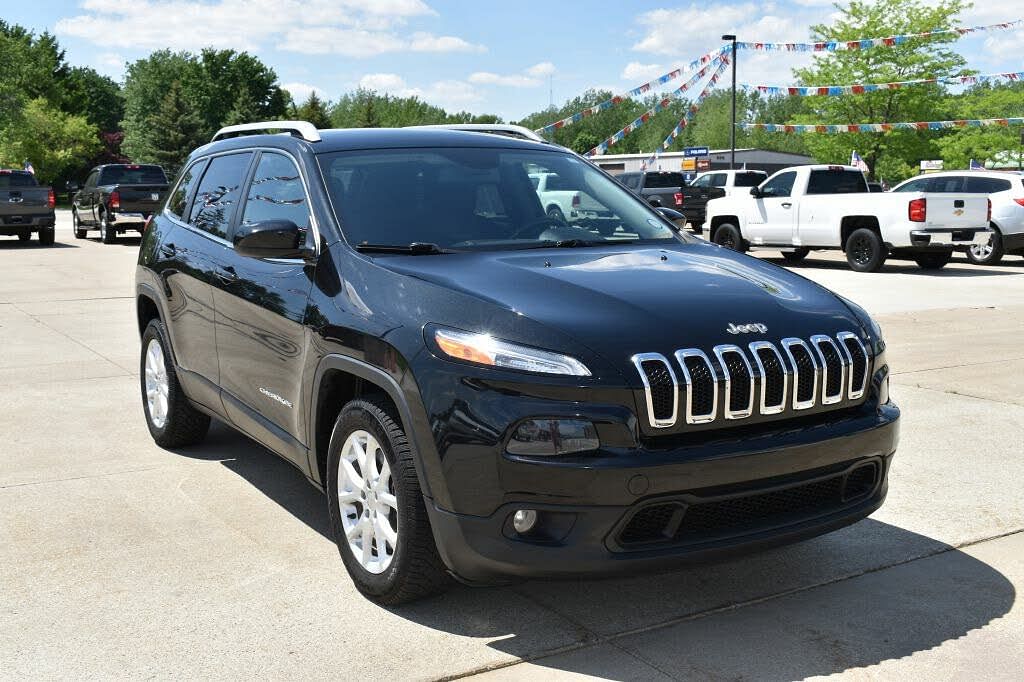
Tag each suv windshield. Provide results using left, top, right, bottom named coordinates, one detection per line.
left=319, top=147, right=680, bottom=250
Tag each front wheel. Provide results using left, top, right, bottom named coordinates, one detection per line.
left=914, top=251, right=953, bottom=270
left=966, top=230, right=1004, bottom=265
left=712, top=223, right=747, bottom=252
left=327, top=397, right=450, bottom=605
left=546, top=206, right=567, bottom=224
left=845, top=228, right=887, bottom=272
left=140, top=319, right=210, bottom=447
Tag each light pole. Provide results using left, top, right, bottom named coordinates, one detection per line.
left=722, top=34, right=738, bottom=170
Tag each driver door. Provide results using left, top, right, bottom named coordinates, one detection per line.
left=751, top=171, right=797, bottom=245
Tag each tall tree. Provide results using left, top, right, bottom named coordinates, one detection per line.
left=791, top=0, right=970, bottom=180
left=0, top=98, right=98, bottom=185
left=61, top=66, right=124, bottom=132
left=121, top=50, right=195, bottom=161
left=296, top=92, right=332, bottom=129
left=936, top=81, right=1024, bottom=169
left=222, top=84, right=261, bottom=126
left=145, top=81, right=205, bottom=174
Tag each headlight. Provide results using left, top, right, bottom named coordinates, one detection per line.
left=433, top=328, right=591, bottom=376
left=839, top=296, right=884, bottom=349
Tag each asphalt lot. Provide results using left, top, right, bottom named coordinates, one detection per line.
left=2, top=210, right=1023, bottom=680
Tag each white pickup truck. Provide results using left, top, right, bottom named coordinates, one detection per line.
left=704, top=164, right=991, bottom=271
left=529, top=172, right=609, bottom=223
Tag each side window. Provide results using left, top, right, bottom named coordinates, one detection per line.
left=927, top=176, right=964, bottom=193
left=691, top=175, right=710, bottom=188
left=965, top=177, right=1011, bottom=194
left=166, top=160, right=206, bottom=219
left=85, top=171, right=98, bottom=188
left=188, top=152, right=253, bottom=239
left=893, top=178, right=928, bottom=193
left=709, top=173, right=727, bottom=187
left=240, top=153, right=311, bottom=231
left=760, top=171, right=796, bottom=198
left=621, top=174, right=640, bottom=190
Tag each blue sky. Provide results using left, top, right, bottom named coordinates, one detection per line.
left=8, top=1, right=1023, bottom=121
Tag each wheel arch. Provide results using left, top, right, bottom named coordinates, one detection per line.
left=840, top=216, right=881, bottom=251
left=708, top=215, right=740, bottom=241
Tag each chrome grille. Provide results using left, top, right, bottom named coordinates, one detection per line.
left=634, top=332, right=870, bottom=429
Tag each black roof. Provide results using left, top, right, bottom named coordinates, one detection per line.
left=201, top=127, right=557, bottom=156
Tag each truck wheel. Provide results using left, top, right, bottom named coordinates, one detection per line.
left=73, top=210, right=87, bottom=239
left=100, top=213, right=117, bottom=244
left=140, top=319, right=210, bottom=447
left=18, top=231, right=31, bottom=243
left=846, top=228, right=887, bottom=272
left=914, top=251, right=953, bottom=270
left=782, top=247, right=810, bottom=262
left=712, top=223, right=747, bottom=252
left=38, top=228, right=55, bottom=246
left=327, top=397, right=451, bottom=605
left=546, top=206, right=567, bottom=224
left=966, top=230, right=1004, bottom=265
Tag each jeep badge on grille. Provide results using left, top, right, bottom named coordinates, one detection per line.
left=726, top=322, right=768, bottom=334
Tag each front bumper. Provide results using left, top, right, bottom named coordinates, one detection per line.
left=426, top=403, right=899, bottom=583
left=910, top=227, right=991, bottom=249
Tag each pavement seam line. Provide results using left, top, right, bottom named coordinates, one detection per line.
left=11, top=300, right=132, bottom=370
left=891, top=355, right=1024, bottom=376
left=443, top=527, right=1024, bottom=681
left=0, top=465, right=164, bottom=490
left=894, top=382, right=1022, bottom=408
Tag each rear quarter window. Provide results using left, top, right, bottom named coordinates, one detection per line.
left=734, top=172, right=766, bottom=187
left=964, top=177, right=1012, bottom=193
left=806, top=170, right=867, bottom=194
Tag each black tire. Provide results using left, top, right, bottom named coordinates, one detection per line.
left=100, top=212, right=116, bottom=244
left=966, top=229, right=1004, bottom=265
left=17, top=231, right=31, bottom=243
left=38, top=228, right=55, bottom=246
left=845, top=228, right=887, bottom=272
left=914, top=251, right=953, bottom=270
left=73, top=210, right=87, bottom=239
left=327, top=396, right=450, bottom=605
left=782, top=247, right=810, bottom=262
left=712, top=223, right=747, bottom=252
left=140, top=319, right=211, bottom=448
left=546, top=206, right=567, bottom=224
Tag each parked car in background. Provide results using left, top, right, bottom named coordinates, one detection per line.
left=705, top=165, right=991, bottom=272
left=617, top=170, right=725, bottom=231
left=691, top=169, right=768, bottom=198
left=0, top=169, right=55, bottom=245
left=136, top=121, right=898, bottom=604
left=530, top=171, right=610, bottom=223
left=891, top=170, right=1024, bottom=265
left=72, top=164, right=169, bottom=243
left=867, top=182, right=885, bottom=193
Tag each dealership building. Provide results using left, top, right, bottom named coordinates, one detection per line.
left=590, top=148, right=814, bottom=176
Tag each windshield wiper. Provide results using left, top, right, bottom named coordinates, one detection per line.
left=355, top=242, right=451, bottom=255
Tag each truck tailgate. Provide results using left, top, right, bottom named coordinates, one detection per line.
left=116, top=185, right=167, bottom=213
left=0, top=189, right=51, bottom=222
left=925, top=194, right=988, bottom=229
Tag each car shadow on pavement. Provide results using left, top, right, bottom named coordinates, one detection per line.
left=167, top=422, right=1016, bottom=679
left=762, top=255, right=1023, bottom=276
left=0, top=240, right=79, bottom=249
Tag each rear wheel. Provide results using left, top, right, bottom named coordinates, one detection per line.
left=845, top=228, right=887, bottom=272
left=781, top=247, right=810, bottom=262
left=140, top=319, right=210, bottom=447
left=327, top=397, right=451, bottom=605
left=914, top=251, right=953, bottom=270
left=100, top=213, right=116, bottom=244
left=966, top=230, right=1004, bottom=265
left=546, top=206, right=567, bottom=224
left=37, top=228, right=55, bottom=246
left=712, top=223, right=746, bottom=252
left=17, top=231, right=31, bottom=243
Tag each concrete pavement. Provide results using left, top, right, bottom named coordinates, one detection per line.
left=1, top=212, right=1022, bottom=680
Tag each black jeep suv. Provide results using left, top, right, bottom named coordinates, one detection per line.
left=136, top=121, right=899, bottom=604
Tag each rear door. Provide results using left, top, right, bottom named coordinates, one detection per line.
left=212, top=150, right=315, bottom=462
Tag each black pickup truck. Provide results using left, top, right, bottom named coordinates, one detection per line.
left=72, top=164, right=169, bottom=243
left=617, top=170, right=725, bottom=231
left=0, top=170, right=55, bottom=245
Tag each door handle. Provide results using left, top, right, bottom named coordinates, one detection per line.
left=159, top=242, right=177, bottom=256
left=214, top=265, right=238, bottom=284
left=781, top=202, right=792, bottom=208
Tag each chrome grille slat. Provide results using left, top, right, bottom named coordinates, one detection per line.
left=632, top=332, right=870, bottom=429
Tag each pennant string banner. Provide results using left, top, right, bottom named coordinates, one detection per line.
left=736, top=19, right=1022, bottom=52
left=534, top=45, right=728, bottom=135
left=740, top=117, right=1024, bottom=133
left=586, top=56, right=729, bottom=157
left=742, top=70, right=1024, bottom=96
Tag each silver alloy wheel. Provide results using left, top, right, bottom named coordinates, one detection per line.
left=144, top=339, right=169, bottom=428
left=970, top=241, right=993, bottom=260
left=337, top=429, right=399, bottom=574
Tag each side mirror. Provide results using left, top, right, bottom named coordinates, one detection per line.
left=749, top=186, right=761, bottom=197
left=234, top=219, right=307, bottom=259
left=655, top=206, right=686, bottom=230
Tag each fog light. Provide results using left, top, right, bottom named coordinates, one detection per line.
left=506, top=419, right=599, bottom=456
left=512, top=509, right=538, bottom=534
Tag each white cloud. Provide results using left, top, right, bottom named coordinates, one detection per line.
left=56, top=0, right=481, bottom=58
left=356, top=73, right=482, bottom=110
left=468, top=72, right=540, bottom=87
left=281, top=82, right=326, bottom=102
left=93, top=52, right=126, bottom=78
left=620, top=61, right=664, bottom=81
left=525, top=61, right=556, bottom=78
left=358, top=73, right=410, bottom=91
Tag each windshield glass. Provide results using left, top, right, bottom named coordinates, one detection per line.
left=318, top=147, right=680, bottom=250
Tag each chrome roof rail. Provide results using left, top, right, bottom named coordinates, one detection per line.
left=211, top=121, right=321, bottom=143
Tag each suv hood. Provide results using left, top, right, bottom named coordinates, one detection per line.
left=380, top=241, right=863, bottom=366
